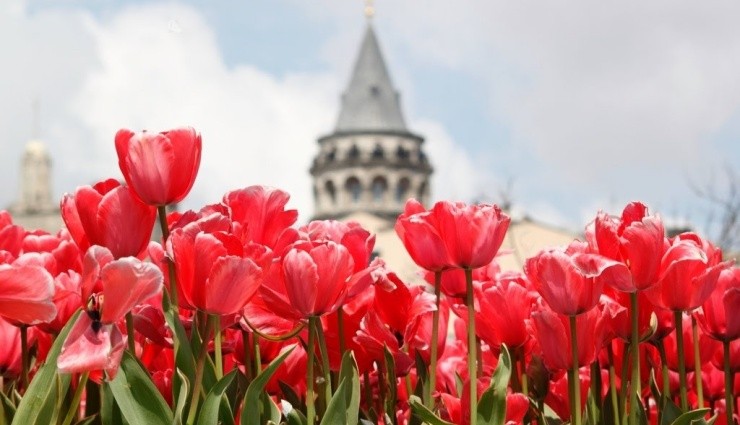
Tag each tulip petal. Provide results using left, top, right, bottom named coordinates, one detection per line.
left=0, top=264, right=56, bottom=325
left=100, top=258, right=163, bottom=324
left=58, top=314, right=126, bottom=378
left=283, top=249, right=319, bottom=317
left=204, top=256, right=262, bottom=315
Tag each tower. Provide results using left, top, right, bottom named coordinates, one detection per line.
left=310, top=20, right=432, bottom=221
left=8, top=139, right=63, bottom=232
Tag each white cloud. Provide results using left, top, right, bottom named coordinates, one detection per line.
left=2, top=0, right=481, bottom=226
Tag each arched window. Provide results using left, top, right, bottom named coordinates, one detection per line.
left=396, top=146, right=409, bottom=161
left=345, top=177, right=362, bottom=203
left=324, top=180, right=336, bottom=204
left=372, top=144, right=384, bottom=160
left=395, top=178, right=410, bottom=202
left=371, top=176, right=387, bottom=203
left=348, top=145, right=360, bottom=161
left=418, top=180, right=428, bottom=201
left=326, top=148, right=336, bottom=162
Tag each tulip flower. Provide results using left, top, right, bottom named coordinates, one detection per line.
left=433, top=201, right=510, bottom=270
left=0, top=317, right=22, bottom=379
left=58, top=247, right=163, bottom=378
left=532, top=305, right=608, bottom=371
left=223, top=186, right=298, bottom=249
left=477, top=271, right=536, bottom=351
left=696, top=266, right=740, bottom=342
left=394, top=199, right=452, bottom=272
left=61, top=179, right=156, bottom=259
left=169, top=226, right=263, bottom=316
left=115, top=127, right=202, bottom=206
left=646, top=237, right=732, bottom=313
left=590, top=202, right=665, bottom=291
left=526, top=241, right=629, bottom=316
left=0, top=211, right=25, bottom=260
left=0, top=262, right=56, bottom=326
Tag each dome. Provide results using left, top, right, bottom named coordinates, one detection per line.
left=24, top=140, right=49, bottom=158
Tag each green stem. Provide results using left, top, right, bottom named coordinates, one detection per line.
left=619, top=342, right=629, bottom=424
left=61, top=372, right=89, bottom=425
left=723, top=340, right=735, bottom=425
left=520, top=352, right=528, bottom=397
left=20, top=325, right=29, bottom=392
left=213, top=315, right=222, bottom=380
left=674, top=311, right=688, bottom=410
left=569, top=315, right=582, bottom=425
left=337, top=307, right=346, bottom=357
left=186, top=316, right=214, bottom=425
left=157, top=205, right=179, bottom=308
left=315, top=319, right=333, bottom=404
left=307, top=316, right=317, bottom=425
left=242, top=330, right=253, bottom=382
left=656, top=340, right=670, bottom=399
left=591, top=360, right=602, bottom=407
left=608, top=345, right=620, bottom=424
left=629, top=292, right=641, bottom=425
left=126, top=312, right=136, bottom=354
left=465, top=268, right=477, bottom=425
left=252, top=333, right=262, bottom=377
left=427, top=270, right=442, bottom=409
left=691, top=315, right=703, bottom=408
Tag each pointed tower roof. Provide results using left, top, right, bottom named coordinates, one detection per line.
left=335, top=24, right=407, bottom=133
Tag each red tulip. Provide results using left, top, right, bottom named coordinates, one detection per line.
left=0, top=211, right=25, bottom=260
left=590, top=202, right=665, bottom=291
left=223, top=186, right=298, bottom=248
left=532, top=304, right=608, bottom=371
left=0, top=262, right=56, bottom=325
left=696, top=266, right=740, bottom=342
left=38, top=271, right=82, bottom=334
left=395, top=199, right=452, bottom=272
left=645, top=236, right=732, bottom=311
left=0, top=317, right=22, bottom=378
left=525, top=241, right=629, bottom=316
left=601, top=289, right=655, bottom=342
left=477, top=271, right=536, bottom=350
left=169, top=225, right=263, bottom=316
left=354, top=310, right=414, bottom=376
left=433, top=201, right=510, bottom=269
left=663, top=313, right=720, bottom=373
left=115, top=127, right=202, bottom=206
left=58, top=248, right=163, bottom=378
left=61, top=179, right=156, bottom=259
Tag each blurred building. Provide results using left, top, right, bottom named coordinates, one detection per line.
left=310, top=21, right=577, bottom=282
left=7, top=140, right=63, bottom=233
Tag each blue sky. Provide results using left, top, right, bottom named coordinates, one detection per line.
left=3, top=0, right=740, bottom=246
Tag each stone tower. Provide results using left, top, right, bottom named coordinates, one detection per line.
left=8, top=140, right=63, bottom=232
left=310, top=23, right=432, bottom=220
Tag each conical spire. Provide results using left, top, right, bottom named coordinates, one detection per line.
left=335, top=24, right=407, bottom=133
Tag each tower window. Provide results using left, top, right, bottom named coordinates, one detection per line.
left=396, top=178, right=410, bottom=202
left=396, top=146, right=409, bottom=161
left=372, top=144, right=384, bottom=160
left=325, top=180, right=336, bottom=204
left=371, top=176, right=387, bottom=203
left=345, top=177, right=362, bottom=203
left=370, top=85, right=380, bottom=96
left=348, top=145, right=360, bottom=161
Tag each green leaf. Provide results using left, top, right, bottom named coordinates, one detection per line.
left=477, top=345, right=512, bottom=425
left=338, top=351, right=361, bottom=425
left=409, top=395, right=454, bottom=425
left=108, top=351, right=173, bottom=425
left=242, top=347, right=294, bottom=425
left=286, top=408, right=307, bottom=425
left=670, top=408, right=711, bottom=425
left=75, top=416, right=99, bottom=425
left=196, top=370, right=236, bottom=425
left=279, top=380, right=304, bottom=413
left=660, top=397, right=684, bottom=425
left=12, top=309, right=80, bottom=425
left=321, top=378, right=348, bottom=425
left=0, top=385, right=16, bottom=423
left=100, top=380, right=124, bottom=425
left=163, top=308, right=196, bottom=385
left=383, top=347, right=398, bottom=425
left=172, top=369, right=190, bottom=425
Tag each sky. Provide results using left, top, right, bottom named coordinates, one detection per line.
left=2, top=0, right=739, bottom=243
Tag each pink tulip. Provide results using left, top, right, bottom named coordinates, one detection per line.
left=61, top=179, right=156, bottom=259
left=58, top=247, right=163, bottom=378
left=115, top=127, right=202, bottom=206
left=394, top=199, right=453, bottom=272
left=0, top=263, right=56, bottom=325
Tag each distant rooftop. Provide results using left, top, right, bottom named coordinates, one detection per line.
left=335, top=24, right=407, bottom=133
